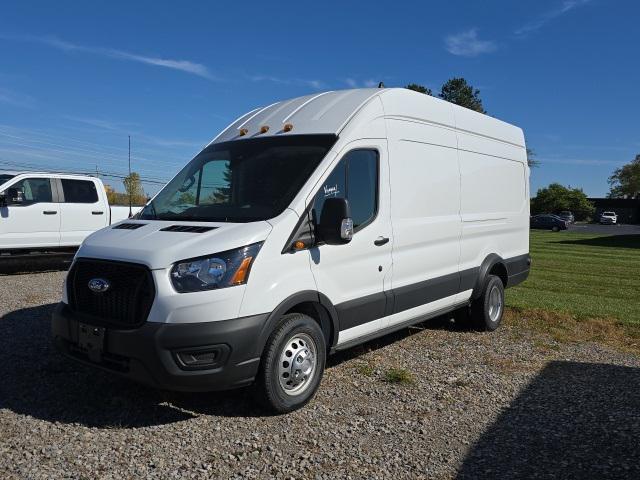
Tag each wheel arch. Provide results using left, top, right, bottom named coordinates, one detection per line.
left=256, top=291, right=339, bottom=358
left=472, top=254, right=507, bottom=299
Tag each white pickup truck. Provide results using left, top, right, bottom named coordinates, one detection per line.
left=0, top=171, right=142, bottom=257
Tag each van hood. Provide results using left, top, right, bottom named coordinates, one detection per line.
left=76, top=220, right=273, bottom=269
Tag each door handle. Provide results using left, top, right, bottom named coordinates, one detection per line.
left=92, top=211, right=104, bottom=215
left=374, top=236, right=389, bottom=246
left=43, top=211, right=57, bottom=215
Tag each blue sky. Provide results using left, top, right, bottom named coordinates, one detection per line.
left=0, top=0, right=638, bottom=196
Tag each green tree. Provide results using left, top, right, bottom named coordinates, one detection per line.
left=531, top=183, right=595, bottom=220
left=439, top=77, right=486, bottom=113
left=608, top=154, right=640, bottom=199
left=122, top=172, right=147, bottom=205
left=526, top=148, right=539, bottom=168
left=405, top=83, right=433, bottom=96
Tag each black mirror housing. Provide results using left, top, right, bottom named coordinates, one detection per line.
left=318, top=197, right=353, bottom=245
left=6, top=188, right=24, bottom=205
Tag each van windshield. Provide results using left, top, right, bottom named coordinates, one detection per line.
left=140, top=135, right=337, bottom=223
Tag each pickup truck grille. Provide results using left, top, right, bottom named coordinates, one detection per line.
left=67, top=258, right=155, bottom=329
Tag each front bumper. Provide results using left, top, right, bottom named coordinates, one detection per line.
left=52, top=303, right=268, bottom=392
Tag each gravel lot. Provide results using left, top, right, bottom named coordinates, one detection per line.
left=1, top=265, right=639, bottom=479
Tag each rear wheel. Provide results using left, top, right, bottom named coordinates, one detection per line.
left=256, top=313, right=326, bottom=413
left=468, top=274, right=505, bottom=331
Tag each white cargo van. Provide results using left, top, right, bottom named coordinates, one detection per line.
left=0, top=172, right=140, bottom=257
left=52, top=88, right=530, bottom=412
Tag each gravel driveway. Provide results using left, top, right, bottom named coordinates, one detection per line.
left=1, top=265, right=639, bottom=479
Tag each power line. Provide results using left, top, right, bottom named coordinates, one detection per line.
left=0, top=159, right=169, bottom=186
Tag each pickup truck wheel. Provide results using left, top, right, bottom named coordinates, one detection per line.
left=256, top=313, right=326, bottom=414
left=470, top=275, right=504, bottom=331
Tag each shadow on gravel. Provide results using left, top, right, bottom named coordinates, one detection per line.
left=555, top=234, right=640, bottom=249
left=0, top=303, right=264, bottom=428
left=457, top=361, right=640, bottom=479
left=0, top=255, right=72, bottom=275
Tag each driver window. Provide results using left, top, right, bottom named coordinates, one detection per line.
left=11, top=178, right=53, bottom=204
left=312, top=149, right=378, bottom=232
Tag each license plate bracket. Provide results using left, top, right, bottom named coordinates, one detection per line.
left=78, top=323, right=105, bottom=363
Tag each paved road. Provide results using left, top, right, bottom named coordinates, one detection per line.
left=567, top=223, right=640, bottom=235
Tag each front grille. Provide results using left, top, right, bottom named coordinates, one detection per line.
left=67, top=258, right=155, bottom=328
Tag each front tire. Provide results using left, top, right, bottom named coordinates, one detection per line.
left=470, top=274, right=505, bottom=331
left=256, top=313, right=326, bottom=413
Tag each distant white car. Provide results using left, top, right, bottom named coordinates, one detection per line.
left=0, top=171, right=143, bottom=257
left=599, top=211, right=617, bottom=225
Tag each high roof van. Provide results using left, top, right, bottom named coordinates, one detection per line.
left=52, top=88, right=530, bottom=412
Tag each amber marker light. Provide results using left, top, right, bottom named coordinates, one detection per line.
left=230, top=257, right=253, bottom=285
left=283, top=123, right=294, bottom=132
left=294, top=241, right=306, bottom=250
left=239, top=128, right=248, bottom=136
left=260, top=125, right=270, bottom=134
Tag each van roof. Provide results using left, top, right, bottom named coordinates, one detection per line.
left=210, top=88, right=525, bottom=148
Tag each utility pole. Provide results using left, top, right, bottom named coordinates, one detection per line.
left=128, top=135, right=132, bottom=218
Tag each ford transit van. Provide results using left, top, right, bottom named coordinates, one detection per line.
left=52, top=88, right=530, bottom=412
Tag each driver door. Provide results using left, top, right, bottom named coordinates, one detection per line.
left=0, top=177, right=61, bottom=249
left=308, top=140, right=393, bottom=345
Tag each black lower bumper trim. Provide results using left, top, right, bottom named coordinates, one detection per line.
left=52, top=303, right=268, bottom=392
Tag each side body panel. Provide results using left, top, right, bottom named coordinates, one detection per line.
left=382, top=117, right=464, bottom=330
left=454, top=106, right=529, bottom=283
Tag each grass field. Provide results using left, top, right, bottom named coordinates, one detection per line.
left=506, top=230, right=640, bottom=328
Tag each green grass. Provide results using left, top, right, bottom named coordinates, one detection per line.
left=507, top=231, right=640, bottom=326
left=384, top=368, right=415, bottom=385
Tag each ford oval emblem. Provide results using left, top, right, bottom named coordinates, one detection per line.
left=88, top=278, right=111, bottom=293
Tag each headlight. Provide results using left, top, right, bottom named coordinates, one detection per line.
left=170, top=242, right=262, bottom=293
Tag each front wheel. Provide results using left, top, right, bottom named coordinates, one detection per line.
left=256, top=313, right=326, bottom=413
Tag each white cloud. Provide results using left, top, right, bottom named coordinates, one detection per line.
left=247, top=74, right=324, bottom=89
left=345, top=78, right=358, bottom=88
left=444, top=29, right=497, bottom=57
left=0, top=87, right=35, bottom=108
left=1, top=34, right=217, bottom=80
left=515, top=0, right=592, bottom=36
left=344, top=78, right=379, bottom=88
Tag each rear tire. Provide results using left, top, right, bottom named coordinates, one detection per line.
left=255, top=313, right=326, bottom=413
left=469, top=275, right=505, bottom=331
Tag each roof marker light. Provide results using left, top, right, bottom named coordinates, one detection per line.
left=260, top=125, right=270, bottom=134
left=239, top=128, right=248, bottom=136
left=283, top=123, right=294, bottom=132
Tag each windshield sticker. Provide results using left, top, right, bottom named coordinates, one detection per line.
left=323, top=184, right=340, bottom=197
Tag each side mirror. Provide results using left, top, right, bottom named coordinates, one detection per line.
left=318, top=197, right=353, bottom=245
left=6, top=187, right=24, bottom=205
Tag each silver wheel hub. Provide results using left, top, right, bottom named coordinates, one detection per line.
left=278, top=333, right=317, bottom=396
left=488, top=285, right=503, bottom=322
